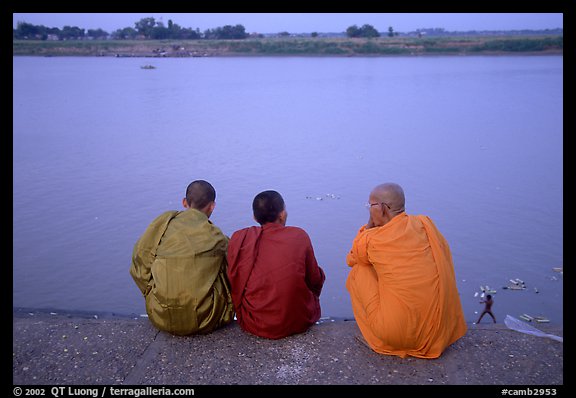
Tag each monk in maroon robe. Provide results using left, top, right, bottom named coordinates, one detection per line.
left=227, top=190, right=325, bottom=339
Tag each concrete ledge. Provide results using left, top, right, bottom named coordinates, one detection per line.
left=13, top=309, right=563, bottom=386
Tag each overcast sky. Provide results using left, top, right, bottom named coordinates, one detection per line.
left=12, top=13, right=563, bottom=34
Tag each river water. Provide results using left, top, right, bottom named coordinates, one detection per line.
left=13, top=55, right=563, bottom=324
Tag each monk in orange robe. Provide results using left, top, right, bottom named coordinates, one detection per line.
left=346, top=183, right=467, bottom=358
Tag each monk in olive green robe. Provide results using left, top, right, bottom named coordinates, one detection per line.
left=130, top=180, right=234, bottom=335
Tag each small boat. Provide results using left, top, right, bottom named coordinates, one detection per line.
left=141, top=65, right=156, bottom=70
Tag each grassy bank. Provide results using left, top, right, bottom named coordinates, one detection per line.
left=13, top=36, right=563, bottom=57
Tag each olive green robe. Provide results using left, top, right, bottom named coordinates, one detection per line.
left=130, top=209, right=234, bottom=335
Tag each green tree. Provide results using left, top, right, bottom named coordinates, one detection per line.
left=87, top=28, right=108, bottom=39
left=204, top=24, right=247, bottom=39
left=388, top=26, right=394, bottom=37
left=135, top=17, right=156, bottom=38
left=112, top=27, right=137, bottom=40
left=360, top=24, right=380, bottom=38
left=346, top=24, right=380, bottom=38
left=60, top=25, right=85, bottom=40
left=151, top=21, right=169, bottom=39
left=346, top=25, right=361, bottom=38
left=14, top=21, right=45, bottom=39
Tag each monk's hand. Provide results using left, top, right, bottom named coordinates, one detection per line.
left=366, top=215, right=375, bottom=229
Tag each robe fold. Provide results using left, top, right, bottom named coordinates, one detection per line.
left=346, top=213, right=467, bottom=358
left=227, top=223, right=325, bottom=339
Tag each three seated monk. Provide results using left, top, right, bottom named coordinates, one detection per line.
left=346, top=182, right=467, bottom=358
left=227, top=190, right=325, bottom=339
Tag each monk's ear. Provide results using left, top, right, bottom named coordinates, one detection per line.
left=182, top=198, right=189, bottom=209
left=279, top=209, right=287, bottom=225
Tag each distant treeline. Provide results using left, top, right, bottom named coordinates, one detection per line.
left=13, top=17, right=563, bottom=41
left=13, top=17, right=250, bottom=40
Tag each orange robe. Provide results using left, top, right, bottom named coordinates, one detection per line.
left=346, top=213, right=467, bottom=358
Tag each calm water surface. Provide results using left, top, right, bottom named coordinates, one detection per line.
left=13, top=55, right=563, bottom=324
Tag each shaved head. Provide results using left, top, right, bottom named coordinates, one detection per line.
left=185, top=180, right=216, bottom=210
left=253, top=190, right=285, bottom=225
left=370, top=183, right=405, bottom=213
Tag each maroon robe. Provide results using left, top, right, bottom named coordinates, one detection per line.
left=227, top=223, right=325, bottom=339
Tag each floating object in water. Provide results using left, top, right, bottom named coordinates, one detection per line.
left=141, top=65, right=156, bottom=69
left=503, top=278, right=527, bottom=290
left=306, top=193, right=340, bottom=200
left=535, top=318, right=550, bottom=323
left=506, top=285, right=525, bottom=290
left=534, top=287, right=539, bottom=293
left=473, top=292, right=479, bottom=297
left=521, top=314, right=534, bottom=321
left=517, top=313, right=550, bottom=323
left=504, top=315, right=562, bottom=343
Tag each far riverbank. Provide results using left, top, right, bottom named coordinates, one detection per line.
left=13, top=35, right=563, bottom=57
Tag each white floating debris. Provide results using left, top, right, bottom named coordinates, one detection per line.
left=534, top=316, right=550, bottom=323
left=474, top=292, right=479, bottom=297
left=504, top=285, right=525, bottom=290
left=306, top=194, right=340, bottom=200
left=140, top=314, right=148, bottom=318
left=50, top=312, right=57, bottom=315
left=503, top=278, right=527, bottom=290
